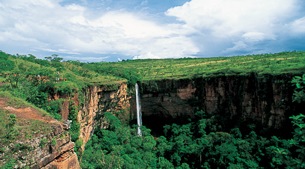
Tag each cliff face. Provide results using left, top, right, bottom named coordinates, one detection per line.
left=38, top=127, right=80, bottom=169
left=9, top=126, right=79, bottom=169
left=135, top=73, right=301, bottom=131
left=77, top=86, right=102, bottom=151
left=0, top=97, right=80, bottom=169
left=77, top=83, right=130, bottom=150
left=1, top=125, right=80, bottom=169
left=53, top=74, right=300, bottom=156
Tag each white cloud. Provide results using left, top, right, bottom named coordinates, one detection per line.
left=134, top=36, right=199, bottom=59
left=225, top=41, right=248, bottom=53
left=0, top=0, right=199, bottom=60
left=242, top=32, right=274, bottom=42
left=0, top=0, right=304, bottom=60
left=166, top=0, right=297, bottom=37
left=92, top=12, right=171, bottom=39
left=166, top=0, right=303, bottom=55
left=290, top=16, right=305, bottom=34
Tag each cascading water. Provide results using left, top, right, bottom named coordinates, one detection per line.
left=135, top=83, right=142, bottom=136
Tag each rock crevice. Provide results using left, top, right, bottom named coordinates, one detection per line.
left=135, top=74, right=301, bottom=131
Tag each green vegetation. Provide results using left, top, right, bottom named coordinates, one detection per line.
left=82, top=73, right=305, bottom=168
left=0, top=90, right=54, bottom=157
left=39, top=138, right=48, bottom=148
left=81, top=110, right=305, bottom=168
left=5, top=114, right=18, bottom=139
left=0, top=159, right=16, bottom=169
left=0, top=51, right=15, bottom=73
left=1, top=51, right=305, bottom=88
left=0, top=50, right=304, bottom=168
left=292, top=74, right=305, bottom=103
left=0, top=101, right=53, bottom=167
left=68, top=101, right=83, bottom=156
left=51, top=138, right=57, bottom=146
left=85, top=51, right=305, bottom=81
left=0, top=91, right=38, bottom=109
left=81, top=76, right=305, bottom=168
left=0, top=51, right=126, bottom=122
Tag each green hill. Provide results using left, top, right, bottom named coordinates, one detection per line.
left=0, top=50, right=305, bottom=168
left=1, top=51, right=305, bottom=86
left=85, top=51, right=305, bottom=81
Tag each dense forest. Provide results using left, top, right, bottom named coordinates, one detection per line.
left=0, top=51, right=305, bottom=168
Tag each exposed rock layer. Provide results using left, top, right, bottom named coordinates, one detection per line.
left=33, top=126, right=80, bottom=169
left=0, top=97, right=80, bottom=169
left=78, top=83, right=130, bottom=150
left=135, top=73, right=302, bottom=130
left=53, top=73, right=301, bottom=158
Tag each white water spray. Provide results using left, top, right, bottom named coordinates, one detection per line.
left=135, top=83, right=142, bottom=136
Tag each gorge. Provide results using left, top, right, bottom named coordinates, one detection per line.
left=79, top=73, right=302, bottom=142
left=0, top=51, right=304, bottom=168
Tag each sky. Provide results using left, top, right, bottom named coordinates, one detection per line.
left=0, top=0, right=305, bottom=62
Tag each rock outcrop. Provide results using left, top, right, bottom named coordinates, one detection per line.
left=0, top=96, right=80, bottom=169
left=50, top=73, right=301, bottom=155
left=78, top=83, right=130, bottom=151
left=135, top=73, right=302, bottom=131
left=0, top=122, right=80, bottom=169
left=77, top=86, right=102, bottom=151
left=37, top=127, right=80, bottom=169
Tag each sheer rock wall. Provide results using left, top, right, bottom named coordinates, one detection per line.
left=134, top=73, right=301, bottom=129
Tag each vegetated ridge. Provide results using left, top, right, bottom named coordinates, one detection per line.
left=0, top=50, right=305, bottom=168
left=84, top=51, right=305, bottom=81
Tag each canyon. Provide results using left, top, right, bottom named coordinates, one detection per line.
left=1, top=72, right=301, bottom=168
left=138, top=73, right=302, bottom=135
left=76, top=73, right=301, bottom=146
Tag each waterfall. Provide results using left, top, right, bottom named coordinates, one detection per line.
left=135, top=83, right=142, bottom=136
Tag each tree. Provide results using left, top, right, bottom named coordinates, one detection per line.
left=292, top=74, right=305, bottom=103
left=5, top=114, right=18, bottom=139
left=0, top=59, right=14, bottom=72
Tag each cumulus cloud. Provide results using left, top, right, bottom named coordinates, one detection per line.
left=0, top=0, right=304, bottom=60
left=167, top=0, right=296, bottom=36
left=290, top=16, right=305, bottom=34
left=0, top=0, right=198, bottom=60
left=166, top=0, right=304, bottom=55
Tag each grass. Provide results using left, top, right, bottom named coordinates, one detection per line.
left=0, top=53, right=126, bottom=88
left=0, top=108, right=52, bottom=144
left=0, top=109, right=8, bottom=140
left=0, top=92, right=50, bottom=117
left=0, top=76, right=5, bottom=82
left=62, top=62, right=126, bottom=85
left=0, top=91, right=33, bottom=108
left=0, top=95, right=54, bottom=167
left=2, top=51, right=304, bottom=85
left=0, top=50, right=304, bottom=167
left=91, top=51, right=305, bottom=81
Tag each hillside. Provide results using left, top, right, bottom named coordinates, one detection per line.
left=85, top=51, right=305, bottom=81
left=0, top=92, right=79, bottom=168
left=1, top=51, right=305, bottom=85
left=0, top=51, right=126, bottom=86
left=0, top=50, right=305, bottom=168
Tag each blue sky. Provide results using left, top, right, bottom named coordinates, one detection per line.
left=0, top=0, right=305, bottom=62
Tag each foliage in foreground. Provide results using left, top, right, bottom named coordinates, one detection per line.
left=81, top=74, right=305, bottom=168
left=1, top=50, right=305, bottom=168
left=292, top=74, right=305, bottom=103
left=81, top=110, right=305, bottom=169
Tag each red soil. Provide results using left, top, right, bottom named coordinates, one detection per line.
left=0, top=97, right=60, bottom=124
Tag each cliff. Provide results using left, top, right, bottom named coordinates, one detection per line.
left=132, top=73, right=302, bottom=134
left=0, top=96, right=80, bottom=168
left=77, top=83, right=130, bottom=150
left=43, top=73, right=302, bottom=159
left=68, top=73, right=302, bottom=149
